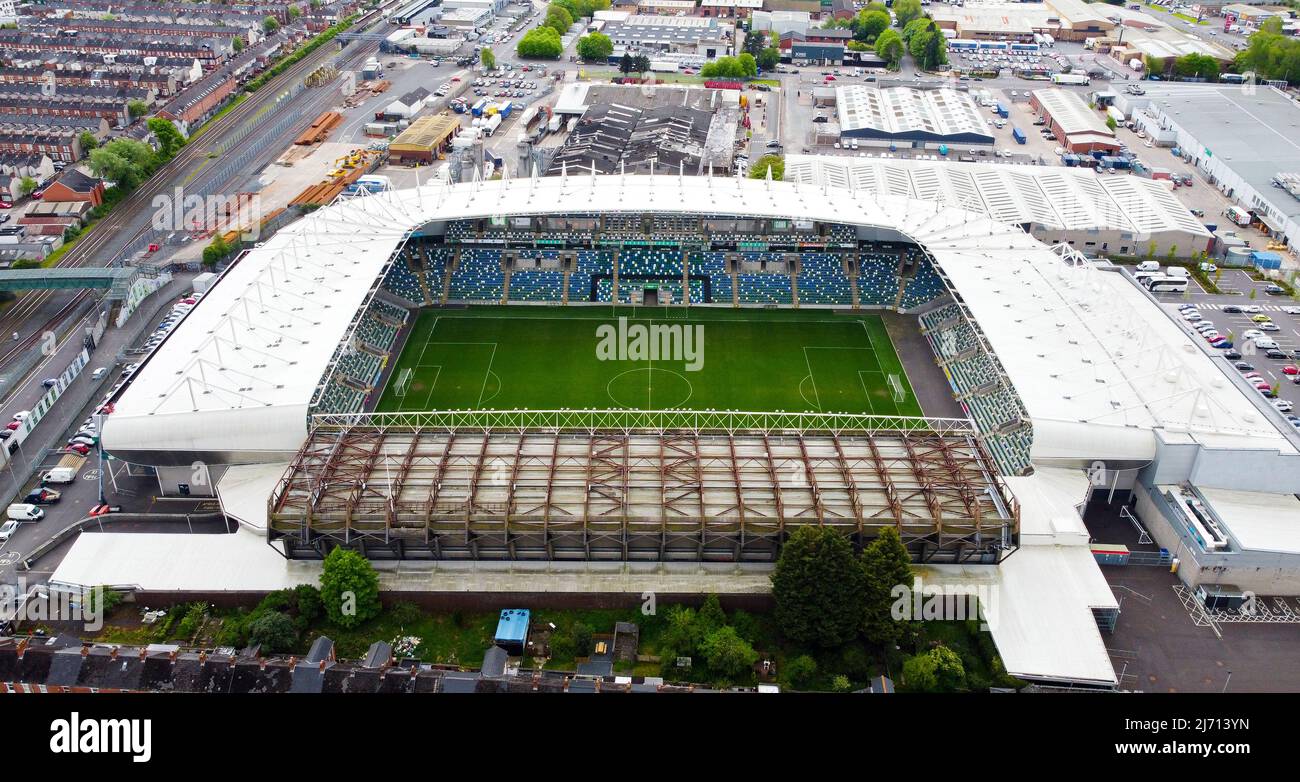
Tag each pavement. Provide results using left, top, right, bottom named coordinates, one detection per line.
left=0, top=273, right=204, bottom=590
left=1084, top=498, right=1300, bottom=693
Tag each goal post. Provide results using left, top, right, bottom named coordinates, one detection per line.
left=887, top=374, right=906, bottom=404
left=394, top=367, right=414, bottom=398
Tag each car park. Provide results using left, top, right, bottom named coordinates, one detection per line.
left=25, top=488, right=60, bottom=504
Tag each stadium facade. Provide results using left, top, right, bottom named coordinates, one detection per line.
left=54, top=168, right=1300, bottom=687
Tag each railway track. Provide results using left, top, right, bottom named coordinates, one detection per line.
left=0, top=7, right=393, bottom=359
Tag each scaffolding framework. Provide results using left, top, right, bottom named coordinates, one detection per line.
left=269, top=415, right=1018, bottom=563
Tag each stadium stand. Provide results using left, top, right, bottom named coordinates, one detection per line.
left=449, top=248, right=506, bottom=301
left=693, top=252, right=733, bottom=302
left=736, top=271, right=794, bottom=305
left=569, top=250, right=614, bottom=302
left=898, top=251, right=947, bottom=310
left=921, top=302, right=1034, bottom=475
left=795, top=254, right=852, bottom=306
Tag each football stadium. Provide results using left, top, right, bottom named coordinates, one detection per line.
left=49, top=169, right=1300, bottom=686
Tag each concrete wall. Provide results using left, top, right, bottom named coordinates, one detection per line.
left=1134, top=482, right=1300, bottom=595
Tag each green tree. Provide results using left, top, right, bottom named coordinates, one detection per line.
left=748, top=154, right=784, bottom=180
left=660, top=605, right=705, bottom=658
left=771, top=525, right=868, bottom=648
left=738, top=52, right=758, bottom=78
left=854, top=9, right=890, bottom=42
left=743, top=27, right=768, bottom=58
left=571, top=621, right=593, bottom=656
left=893, top=0, right=924, bottom=28
left=699, top=625, right=758, bottom=679
left=288, top=4, right=302, bottom=21
left=147, top=117, right=187, bottom=160
left=232, top=36, right=245, bottom=53
left=782, top=654, right=818, bottom=689
left=875, top=29, right=904, bottom=69
left=902, top=645, right=966, bottom=692
left=698, top=593, right=727, bottom=632
left=860, top=527, right=915, bottom=648
left=263, top=15, right=280, bottom=34
left=632, top=54, right=651, bottom=75
left=901, top=16, right=931, bottom=44
left=295, top=584, right=323, bottom=624
left=1106, top=114, right=1118, bottom=130
left=544, top=5, right=573, bottom=35
left=831, top=674, right=854, bottom=692
left=517, top=26, right=563, bottom=58
left=619, top=51, right=634, bottom=75
left=247, top=611, right=298, bottom=652
left=480, top=47, right=496, bottom=70
left=576, top=31, right=613, bottom=62
left=319, top=548, right=382, bottom=629
left=758, top=47, right=781, bottom=71
left=127, top=99, right=150, bottom=119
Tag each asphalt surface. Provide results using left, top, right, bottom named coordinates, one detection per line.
left=1149, top=275, right=1300, bottom=427
left=0, top=273, right=203, bottom=589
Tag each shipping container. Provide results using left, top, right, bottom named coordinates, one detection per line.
left=1012, top=127, right=1026, bottom=144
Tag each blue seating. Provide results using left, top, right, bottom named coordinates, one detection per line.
left=898, top=251, right=945, bottom=310
left=569, top=250, right=614, bottom=302
left=448, top=249, right=506, bottom=301
left=618, top=248, right=684, bottom=277
left=796, top=254, right=851, bottom=306
left=693, top=252, right=732, bottom=302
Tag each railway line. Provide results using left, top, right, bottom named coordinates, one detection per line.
left=0, top=7, right=394, bottom=368
left=0, top=6, right=395, bottom=378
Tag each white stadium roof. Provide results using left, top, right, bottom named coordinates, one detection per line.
left=783, top=154, right=1209, bottom=240
left=103, top=171, right=1270, bottom=466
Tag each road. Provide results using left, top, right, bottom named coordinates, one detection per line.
left=0, top=3, right=399, bottom=391
left=0, top=273, right=205, bottom=593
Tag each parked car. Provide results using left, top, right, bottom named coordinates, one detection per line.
left=65, top=443, right=90, bottom=456
left=0, top=520, right=18, bottom=542
left=25, top=488, right=60, bottom=504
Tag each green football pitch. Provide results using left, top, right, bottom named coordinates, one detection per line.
left=374, top=306, right=923, bottom=417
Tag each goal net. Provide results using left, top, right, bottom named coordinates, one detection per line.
left=393, top=367, right=414, bottom=398
left=887, top=374, right=906, bottom=404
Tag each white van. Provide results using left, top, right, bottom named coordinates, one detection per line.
left=1253, top=337, right=1280, bottom=351
left=6, top=503, right=44, bottom=521
left=1136, top=261, right=1160, bottom=273
left=41, top=466, right=76, bottom=484
left=91, top=367, right=108, bottom=380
